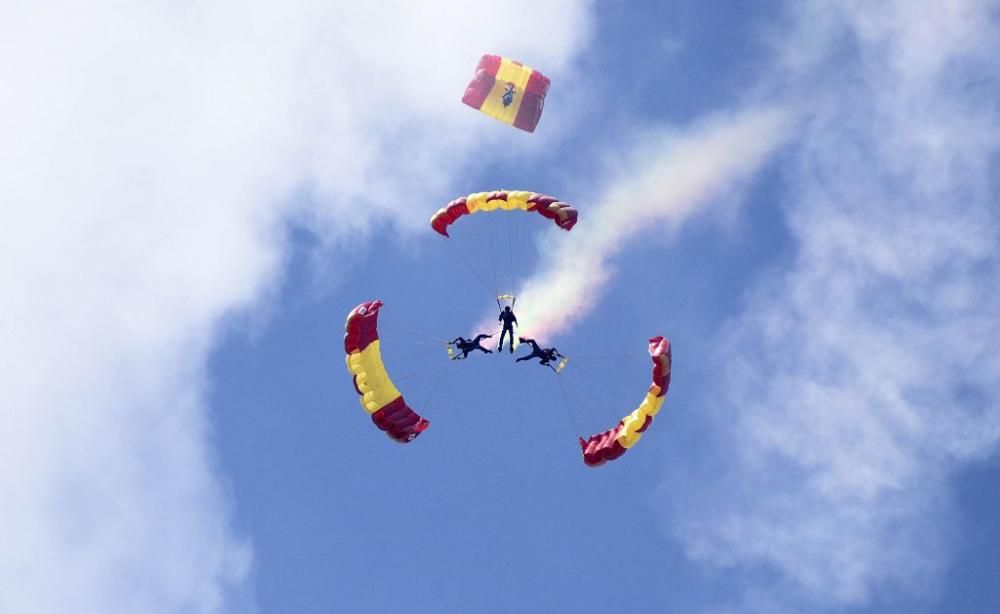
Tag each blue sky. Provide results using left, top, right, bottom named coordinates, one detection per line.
left=2, top=2, right=999, bottom=613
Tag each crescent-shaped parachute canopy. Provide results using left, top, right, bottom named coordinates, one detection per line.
left=430, top=190, right=577, bottom=238
left=579, top=336, right=672, bottom=467
left=344, top=300, right=430, bottom=443
left=462, top=54, right=550, bottom=132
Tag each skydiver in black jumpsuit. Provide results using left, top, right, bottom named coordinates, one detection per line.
left=516, top=337, right=564, bottom=371
left=450, top=334, right=494, bottom=359
left=497, top=306, right=518, bottom=353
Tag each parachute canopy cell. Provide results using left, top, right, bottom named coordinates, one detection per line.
left=462, top=54, right=550, bottom=132
left=344, top=300, right=430, bottom=443
left=579, top=336, right=672, bottom=467
left=430, top=190, right=577, bottom=238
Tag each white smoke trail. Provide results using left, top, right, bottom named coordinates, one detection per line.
left=513, top=108, right=791, bottom=339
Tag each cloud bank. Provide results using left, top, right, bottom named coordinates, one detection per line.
left=664, top=1, right=1000, bottom=610
left=0, top=1, right=591, bottom=612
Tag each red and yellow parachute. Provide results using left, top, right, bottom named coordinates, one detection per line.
left=462, top=54, right=550, bottom=132
left=430, top=190, right=577, bottom=237
left=344, top=300, right=430, bottom=443
left=579, top=336, right=672, bottom=467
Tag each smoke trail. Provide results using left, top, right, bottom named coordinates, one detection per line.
left=514, top=107, right=791, bottom=340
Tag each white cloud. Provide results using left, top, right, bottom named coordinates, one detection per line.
left=664, top=1, right=1000, bottom=610
left=0, top=1, right=591, bottom=612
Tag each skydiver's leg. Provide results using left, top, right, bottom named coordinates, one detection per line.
left=516, top=356, right=531, bottom=362
left=472, top=335, right=491, bottom=354
left=497, top=329, right=507, bottom=352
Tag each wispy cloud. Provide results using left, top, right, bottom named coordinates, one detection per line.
left=663, top=1, right=1000, bottom=610
left=515, top=108, right=791, bottom=339
left=0, top=2, right=591, bottom=612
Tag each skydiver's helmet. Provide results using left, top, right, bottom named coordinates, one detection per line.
left=504, top=306, right=512, bottom=313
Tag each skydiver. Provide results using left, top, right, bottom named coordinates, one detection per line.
left=516, top=337, right=564, bottom=371
left=497, top=305, right=518, bottom=353
left=450, top=334, right=494, bottom=359
left=501, top=82, right=516, bottom=107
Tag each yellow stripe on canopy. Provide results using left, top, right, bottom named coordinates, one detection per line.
left=346, top=340, right=402, bottom=413
left=617, top=393, right=666, bottom=448
left=478, top=58, right=534, bottom=125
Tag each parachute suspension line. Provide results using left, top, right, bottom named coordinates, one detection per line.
left=399, top=339, right=450, bottom=347
left=560, top=357, right=612, bottom=400
left=380, top=328, right=449, bottom=347
left=555, top=370, right=603, bottom=434
left=421, top=358, right=455, bottom=411
left=391, top=360, right=457, bottom=383
left=512, top=211, right=530, bottom=296
left=445, top=239, right=496, bottom=302
left=381, top=320, right=450, bottom=345
left=506, top=211, right=516, bottom=294
left=488, top=210, right=500, bottom=296
left=563, top=353, right=650, bottom=360
left=554, top=370, right=584, bottom=438
left=466, top=209, right=497, bottom=297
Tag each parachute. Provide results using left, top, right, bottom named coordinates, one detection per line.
left=430, top=190, right=577, bottom=238
left=344, top=300, right=430, bottom=443
left=462, top=54, right=550, bottom=132
left=578, top=336, right=672, bottom=467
